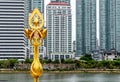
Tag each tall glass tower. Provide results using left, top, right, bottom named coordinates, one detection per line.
left=100, top=0, right=120, bottom=51
left=31, top=0, right=44, bottom=13
left=76, top=0, right=96, bottom=56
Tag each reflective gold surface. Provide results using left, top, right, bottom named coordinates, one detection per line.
left=24, top=8, right=47, bottom=82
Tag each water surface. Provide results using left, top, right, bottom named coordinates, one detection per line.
left=0, top=73, right=120, bottom=82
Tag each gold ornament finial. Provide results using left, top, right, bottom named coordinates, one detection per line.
left=24, top=8, right=47, bottom=82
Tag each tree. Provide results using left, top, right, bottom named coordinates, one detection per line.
left=64, top=58, right=74, bottom=64
left=8, top=59, right=18, bottom=68
left=53, top=59, right=59, bottom=64
left=1, top=60, right=10, bottom=68
left=25, top=58, right=32, bottom=64
left=80, top=54, right=93, bottom=61
left=46, top=59, right=52, bottom=63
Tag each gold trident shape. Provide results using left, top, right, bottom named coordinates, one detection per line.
left=24, top=8, right=47, bottom=82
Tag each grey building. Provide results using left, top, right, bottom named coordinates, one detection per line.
left=0, top=0, right=26, bottom=61
left=100, top=0, right=120, bottom=52
left=76, top=0, right=97, bottom=56
left=31, top=0, right=44, bottom=13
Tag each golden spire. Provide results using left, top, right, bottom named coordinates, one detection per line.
left=24, top=8, right=47, bottom=82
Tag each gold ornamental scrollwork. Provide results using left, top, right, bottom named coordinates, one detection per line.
left=24, top=8, right=47, bottom=82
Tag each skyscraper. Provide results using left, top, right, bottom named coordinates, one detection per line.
left=100, top=0, right=120, bottom=51
left=76, top=0, right=96, bottom=56
left=46, top=2, right=72, bottom=59
left=31, top=0, right=44, bottom=13
left=25, top=0, right=31, bottom=28
left=0, top=0, right=26, bottom=61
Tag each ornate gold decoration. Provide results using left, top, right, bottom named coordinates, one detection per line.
left=24, top=8, right=47, bottom=82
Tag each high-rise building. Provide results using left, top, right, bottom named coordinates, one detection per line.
left=51, top=0, right=70, bottom=5
left=76, top=0, right=96, bottom=56
left=25, top=0, right=31, bottom=28
left=31, top=0, right=44, bottom=13
left=0, top=0, right=26, bottom=61
left=46, top=2, right=72, bottom=60
left=100, top=0, right=120, bottom=52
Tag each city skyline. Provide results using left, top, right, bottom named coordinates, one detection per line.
left=45, top=0, right=100, bottom=42
left=1, top=0, right=120, bottom=60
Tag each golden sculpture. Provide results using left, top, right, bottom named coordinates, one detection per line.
left=24, top=8, right=47, bottom=82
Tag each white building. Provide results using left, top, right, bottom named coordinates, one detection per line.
left=50, top=52, right=74, bottom=61
left=46, top=2, right=72, bottom=60
left=0, top=0, right=26, bottom=61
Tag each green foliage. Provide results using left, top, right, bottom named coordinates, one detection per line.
left=1, top=57, right=120, bottom=70
left=8, top=59, right=18, bottom=68
left=74, top=59, right=120, bottom=69
left=46, top=59, right=52, bottom=63
left=64, top=58, right=74, bottom=64
left=52, top=59, right=59, bottom=64
left=80, top=54, right=93, bottom=61
left=25, top=58, right=33, bottom=64
left=0, top=59, right=18, bottom=68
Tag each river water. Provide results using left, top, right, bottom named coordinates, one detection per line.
left=0, top=73, right=120, bottom=82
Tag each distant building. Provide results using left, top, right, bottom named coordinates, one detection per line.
left=103, top=49, right=117, bottom=60
left=31, top=0, right=44, bottom=13
left=46, top=2, right=72, bottom=60
left=100, top=0, right=120, bottom=52
left=50, top=0, right=70, bottom=5
left=90, top=50, right=103, bottom=61
left=50, top=52, right=74, bottom=61
left=0, top=0, right=26, bottom=61
left=76, top=0, right=97, bottom=56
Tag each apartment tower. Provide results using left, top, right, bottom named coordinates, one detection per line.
left=76, top=0, right=96, bottom=56
left=46, top=2, right=72, bottom=60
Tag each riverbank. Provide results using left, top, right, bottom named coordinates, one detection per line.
left=44, top=69, right=120, bottom=74
left=1, top=69, right=120, bottom=74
